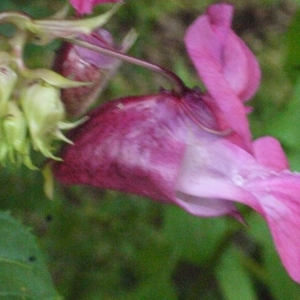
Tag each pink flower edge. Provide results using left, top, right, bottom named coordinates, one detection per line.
left=70, top=0, right=122, bottom=15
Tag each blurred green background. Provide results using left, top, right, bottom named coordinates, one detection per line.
left=1, top=0, right=300, bottom=299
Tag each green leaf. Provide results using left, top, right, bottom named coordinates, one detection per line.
left=162, top=206, right=228, bottom=264
left=285, top=9, right=300, bottom=82
left=125, top=277, right=177, bottom=300
left=0, top=211, right=62, bottom=300
left=216, top=246, right=257, bottom=300
left=266, top=76, right=300, bottom=170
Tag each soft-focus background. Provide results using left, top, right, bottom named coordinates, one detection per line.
left=1, top=0, right=300, bottom=299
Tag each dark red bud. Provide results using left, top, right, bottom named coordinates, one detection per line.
left=53, top=29, right=117, bottom=118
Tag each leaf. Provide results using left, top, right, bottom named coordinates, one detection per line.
left=285, top=9, right=300, bottom=82
left=266, top=76, right=300, bottom=170
left=162, top=206, right=228, bottom=264
left=125, top=277, right=177, bottom=300
left=0, top=211, right=62, bottom=300
left=216, top=245, right=257, bottom=300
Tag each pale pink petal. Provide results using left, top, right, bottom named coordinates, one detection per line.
left=70, top=0, right=121, bottom=15
left=175, top=191, right=240, bottom=218
left=253, top=136, right=289, bottom=172
left=176, top=136, right=300, bottom=283
left=175, top=138, right=265, bottom=214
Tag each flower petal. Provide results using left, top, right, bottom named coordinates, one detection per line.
left=54, top=94, right=186, bottom=202
left=245, top=173, right=300, bottom=283
left=253, top=136, right=289, bottom=172
left=175, top=138, right=264, bottom=214
left=184, top=4, right=261, bottom=150
left=176, top=135, right=300, bottom=283
left=53, top=91, right=239, bottom=217
left=70, top=0, right=122, bottom=15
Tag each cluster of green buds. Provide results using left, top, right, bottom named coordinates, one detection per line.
left=0, top=3, right=128, bottom=169
left=0, top=52, right=89, bottom=169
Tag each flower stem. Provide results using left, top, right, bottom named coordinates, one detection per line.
left=65, top=37, right=188, bottom=95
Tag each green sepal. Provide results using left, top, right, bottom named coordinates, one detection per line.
left=23, top=68, right=92, bottom=88
left=29, top=3, right=122, bottom=45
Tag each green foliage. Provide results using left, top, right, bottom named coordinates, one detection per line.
left=216, top=246, right=257, bottom=300
left=163, top=206, right=229, bottom=265
left=0, top=211, right=61, bottom=300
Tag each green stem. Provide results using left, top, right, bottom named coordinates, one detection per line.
left=9, top=29, right=27, bottom=71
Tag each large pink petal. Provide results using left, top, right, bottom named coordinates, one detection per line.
left=184, top=4, right=261, bottom=150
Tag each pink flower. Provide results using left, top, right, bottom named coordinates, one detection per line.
left=53, top=4, right=300, bottom=283
left=70, top=0, right=122, bottom=15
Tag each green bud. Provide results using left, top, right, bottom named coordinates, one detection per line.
left=2, top=101, right=35, bottom=169
left=3, top=101, right=27, bottom=153
left=0, top=62, right=17, bottom=115
left=20, top=82, right=68, bottom=160
left=0, top=137, right=8, bottom=164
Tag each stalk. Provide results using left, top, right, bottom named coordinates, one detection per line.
left=65, top=37, right=188, bottom=95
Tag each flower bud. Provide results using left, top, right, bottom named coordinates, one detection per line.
left=53, top=29, right=115, bottom=117
left=2, top=101, right=34, bottom=168
left=53, top=29, right=136, bottom=117
left=20, top=82, right=69, bottom=160
left=0, top=62, right=17, bottom=115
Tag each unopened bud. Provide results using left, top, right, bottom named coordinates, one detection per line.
left=53, top=29, right=115, bottom=117
left=53, top=29, right=136, bottom=117
left=0, top=63, right=17, bottom=115
left=20, top=82, right=68, bottom=160
left=2, top=101, right=34, bottom=168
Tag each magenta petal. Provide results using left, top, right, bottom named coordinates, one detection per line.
left=253, top=137, right=289, bottom=172
left=184, top=4, right=261, bottom=150
left=245, top=173, right=300, bottom=283
left=53, top=91, right=240, bottom=217
left=54, top=94, right=183, bottom=202
left=70, top=0, right=121, bottom=15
